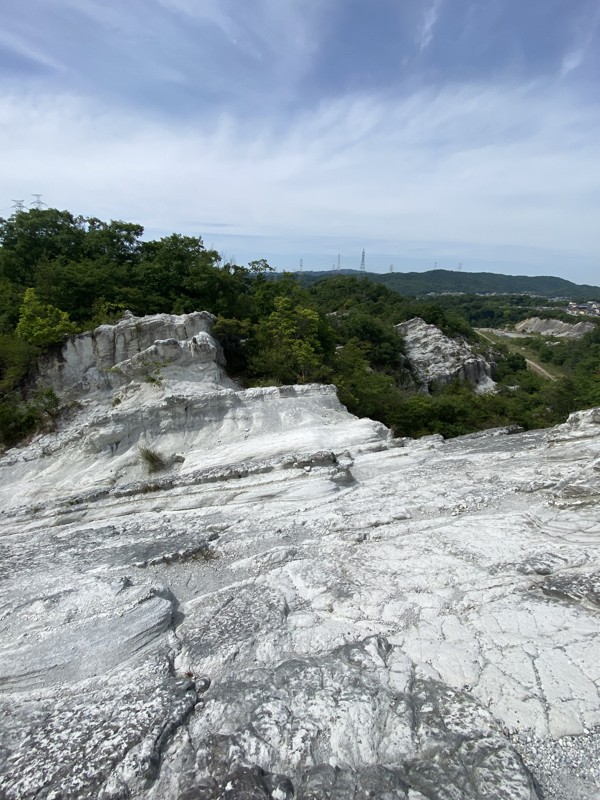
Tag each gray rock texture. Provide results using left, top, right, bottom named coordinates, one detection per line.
left=395, top=317, right=495, bottom=393
left=514, top=317, right=596, bottom=338
left=1, top=312, right=599, bottom=799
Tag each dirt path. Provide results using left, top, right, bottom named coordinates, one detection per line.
left=476, top=328, right=558, bottom=382
left=524, top=359, right=557, bottom=382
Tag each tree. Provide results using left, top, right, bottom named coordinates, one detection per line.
left=248, top=258, right=273, bottom=274
left=251, top=297, right=325, bottom=383
left=333, top=338, right=397, bottom=420
left=15, top=288, right=76, bottom=347
left=0, top=209, right=87, bottom=285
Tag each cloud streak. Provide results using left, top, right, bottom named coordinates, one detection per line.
left=418, top=0, right=443, bottom=52
left=1, top=79, right=598, bottom=279
left=1, top=1, right=598, bottom=280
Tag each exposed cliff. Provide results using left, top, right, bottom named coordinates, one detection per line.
left=514, top=317, right=596, bottom=338
left=0, top=312, right=599, bottom=800
left=395, top=316, right=496, bottom=393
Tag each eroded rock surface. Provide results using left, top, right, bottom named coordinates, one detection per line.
left=1, top=312, right=599, bottom=799
left=514, top=317, right=596, bottom=338
left=395, top=317, right=495, bottom=393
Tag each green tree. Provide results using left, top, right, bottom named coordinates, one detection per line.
left=0, top=209, right=87, bottom=285
left=333, top=338, right=397, bottom=421
left=15, top=288, right=76, bottom=347
left=251, top=297, right=326, bottom=383
left=248, top=258, right=273, bottom=274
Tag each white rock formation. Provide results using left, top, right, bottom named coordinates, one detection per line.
left=0, top=312, right=599, bottom=800
left=396, top=317, right=496, bottom=393
left=514, top=317, right=596, bottom=338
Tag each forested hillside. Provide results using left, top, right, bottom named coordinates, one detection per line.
left=298, top=268, right=600, bottom=299
left=1, top=209, right=598, bottom=447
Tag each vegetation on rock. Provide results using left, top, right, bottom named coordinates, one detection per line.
left=1, top=207, right=598, bottom=447
left=138, top=446, right=167, bottom=473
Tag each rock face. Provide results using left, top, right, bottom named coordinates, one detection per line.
left=1, top=312, right=599, bottom=800
left=396, top=317, right=495, bottom=393
left=514, top=317, right=596, bottom=338
left=37, top=309, right=227, bottom=395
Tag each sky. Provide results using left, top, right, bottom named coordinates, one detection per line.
left=1, top=0, right=599, bottom=282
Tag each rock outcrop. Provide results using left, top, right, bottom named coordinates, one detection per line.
left=514, top=317, right=596, bottom=338
left=37, top=310, right=228, bottom=395
left=1, top=312, right=599, bottom=800
left=396, top=317, right=496, bottom=393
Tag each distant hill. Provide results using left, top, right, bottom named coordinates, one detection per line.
left=292, top=268, right=600, bottom=300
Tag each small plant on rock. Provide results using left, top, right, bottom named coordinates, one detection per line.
left=139, top=445, right=167, bottom=473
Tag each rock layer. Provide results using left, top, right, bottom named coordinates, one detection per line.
left=514, top=317, right=596, bottom=338
left=1, top=312, right=599, bottom=799
left=395, top=317, right=495, bottom=393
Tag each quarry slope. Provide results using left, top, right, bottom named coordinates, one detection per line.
left=0, top=312, right=599, bottom=800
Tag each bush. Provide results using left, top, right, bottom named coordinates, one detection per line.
left=138, top=445, right=167, bottom=473
left=15, top=288, right=76, bottom=346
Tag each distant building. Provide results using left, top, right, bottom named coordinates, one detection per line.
left=567, top=301, right=600, bottom=317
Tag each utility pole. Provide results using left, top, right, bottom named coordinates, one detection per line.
left=360, top=249, right=365, bottom=272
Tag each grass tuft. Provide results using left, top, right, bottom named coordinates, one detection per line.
left=139, top=445, right=167, bottom=473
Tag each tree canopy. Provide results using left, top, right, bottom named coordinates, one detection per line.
left=0, top=207, right=598, bottom=448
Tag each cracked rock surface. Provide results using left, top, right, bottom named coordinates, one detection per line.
left=0, top=312, right=599, bottom=799
left=395, top=317, right=495, bottom=393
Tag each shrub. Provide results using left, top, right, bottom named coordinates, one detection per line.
left=15, top=288, right=76, bottom=346
left=138, top=445, right=167, bottom=473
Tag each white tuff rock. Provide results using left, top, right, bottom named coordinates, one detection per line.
left=396, top=316, right=496, bottom=393
left=0, top=311, right=599, bottom=800
left=514, top=317, right=595, bottom=338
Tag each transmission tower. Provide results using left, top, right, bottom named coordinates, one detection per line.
left=457, top=262, right=463, bottom=272
left=10, top=199, right=25, bottom=212
left=31, top=194, right=46, bottom=209
left=299, top=258, right=303, bottom=273
left=360, top=249, right=365, bottom=272
left=389, top=264, right=394, bottom=273
left=337, top=253, right=341, bottom=272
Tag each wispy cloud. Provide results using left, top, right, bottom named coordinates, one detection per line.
left=0, top=28, right=63, bottom=72
left=418, top=0, right=443, bottom=52
left=1, top=80, right=598, bottom=279
left=560, top=0, right=600, bottom=76
left=1, top=0, right=598, bottom=280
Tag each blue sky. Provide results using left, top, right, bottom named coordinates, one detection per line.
left=1, top=0, right=599, bottom=282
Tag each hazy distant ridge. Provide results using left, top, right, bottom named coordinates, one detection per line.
left=298, top=268, right=600, bottom=299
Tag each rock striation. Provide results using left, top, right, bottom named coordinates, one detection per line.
left=1, top=312, right=599, bottom=800
left=396, top=316, right=495, bottom=393
left=514, top=317, right=596, bottom=338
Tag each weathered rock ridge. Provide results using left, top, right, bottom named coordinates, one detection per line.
left=0, top=312, right=599, bottom=800
left=395, top=317, right=495, bottom=393
left=514, top=317, right=596, bottom=338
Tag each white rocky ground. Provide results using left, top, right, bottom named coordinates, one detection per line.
left=0, top=312, right=599, bottom=800
left=514, top=318, right=596, bottom=338
left=395, top=317, right=496, bottom=393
